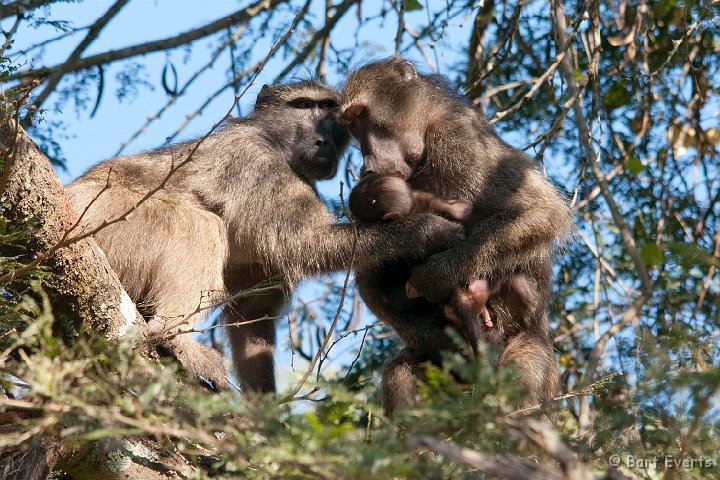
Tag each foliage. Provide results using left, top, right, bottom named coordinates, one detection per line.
left=1, top=0, right=719, bottom=478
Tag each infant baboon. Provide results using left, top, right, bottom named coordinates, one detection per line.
left=349, top=172, right=539, bottom=355
left=349, top=171, right=472, bottom=222
left=67, top=80, right=460, bottom=392
left=341, top=58, right=574, bottom=413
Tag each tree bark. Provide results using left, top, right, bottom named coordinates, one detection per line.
left=0, top=122, right=193, bottom=479
left=0, top=119, right=144, bottom=340
left=0, top=0, right=57, bottom=20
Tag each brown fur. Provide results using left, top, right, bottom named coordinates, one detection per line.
left=341, top=58, right=574, bottom=414
left=349, top=172, right=539, bottom=356
left=67, top=80, right=462, bottom=392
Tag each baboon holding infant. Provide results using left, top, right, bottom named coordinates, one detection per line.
left=340, top=58, right=573, bottom=413
left=67, top=80, right=461, bottom=392
left=348, top=171, right=540, bottom=357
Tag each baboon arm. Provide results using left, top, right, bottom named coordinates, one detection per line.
left=261, top=214, right=463, bottom=284
left=218, top=162, right=462, bottom=284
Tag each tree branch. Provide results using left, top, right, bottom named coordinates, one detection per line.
left=411, top=435, right=566, bottom=480
left=273, top=0, right=355, bottom=83
left=0, top=0, right=55, bottom=20
left=551, top=0, right=653, bottom=296
left=0, top=119, right=145, bottom=339
left=5, top=0, right=288, bottom=83
left=23, top=0, right=131, bottom=126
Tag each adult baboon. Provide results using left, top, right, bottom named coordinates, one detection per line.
left=67, top=80, right=461, bottom=392
left=339, top=58, right=573, bottom=413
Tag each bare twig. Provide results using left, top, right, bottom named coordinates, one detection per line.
left=489, top=10, right=585, bottom=125
left=5, top=0, right=289, bottom=83
left=114, top=20, right=251, bottom=156
left=506, top=372, right=623, bottom=417
left=24, top=0, right=130, bottom=126
left=273, top=0, right=355, bottom=83
left=0, top=12, right=23, bottom=58
left=394, top=0, right=406, bottom=53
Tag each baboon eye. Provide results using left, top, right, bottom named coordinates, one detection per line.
left=289, top=98, right=314, bottom=109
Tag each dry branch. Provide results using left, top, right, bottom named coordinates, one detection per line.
left=5, top=0, right=288, bottom=83
left=0, top=0, right=55, bottom=20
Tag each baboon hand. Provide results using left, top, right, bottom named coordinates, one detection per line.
left=402, top=213, right=464, bottom=256
left=444, top=199, right=473, bottom=222
left=408, top=250, right=459, bottom=302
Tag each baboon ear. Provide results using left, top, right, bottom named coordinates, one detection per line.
left=382, top=212, right=402, bottom=221
left=338, top=100, right=367, bottom=126
left=256, top=84, right=273, bottom=107
left=394, top=59, right=417, bottom=80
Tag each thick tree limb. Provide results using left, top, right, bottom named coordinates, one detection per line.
left=5, top=0, right=288, bottom=83
left=412, top=420, right=627, bottom=480
left=0, top=119, right=145, bottom=339
left=411, top=435, right=566, bottom=480
left=0, top=120, right=206, bottom=479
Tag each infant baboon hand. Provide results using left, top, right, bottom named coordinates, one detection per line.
left=445, top=199, right=473, bottom=222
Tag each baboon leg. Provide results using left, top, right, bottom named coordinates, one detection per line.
left=141, top=204, right=228, bottom=389
left=356, top=263, right=454, bottom=354
left=499, top=331, right=557, bottom=405
left=357, top=263, right=453, bottom=415
left=224, top=265, right=287, bottom=394
left=381, top=348, right=425, bottom=415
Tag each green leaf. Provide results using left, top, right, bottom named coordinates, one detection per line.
left=603, top=79, right=632, bottom=110
left=625, top=156, right=644, bottom=174
left=405, top=0, right=423, bottom=11
left=640, top=243, right=665, bottom=266
left=665, top=241, right=720, bottom=269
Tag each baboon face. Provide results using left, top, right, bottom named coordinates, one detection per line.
left=255, top=81, right=349, bottom=180
left=339, top=59, right=426, bottom=179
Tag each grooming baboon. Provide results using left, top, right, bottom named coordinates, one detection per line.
left=340, top=58, right=573, bottom=413
left=349, top=171, right=539, bottom=356
left=66, top=80, right=461, bottom=392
